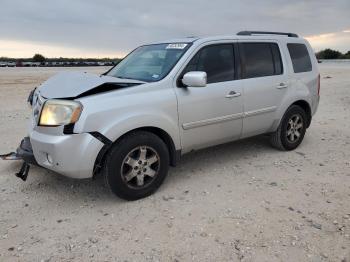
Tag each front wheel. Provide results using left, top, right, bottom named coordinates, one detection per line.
left=104, top=131, right=169, bottom=200
left=270, top=105, right=307, bottom=151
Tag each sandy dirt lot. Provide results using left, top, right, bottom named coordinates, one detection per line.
left=0, top=64, right=349, bottom=261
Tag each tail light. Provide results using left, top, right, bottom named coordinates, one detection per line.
left=317, top=74, right=320, bottom=96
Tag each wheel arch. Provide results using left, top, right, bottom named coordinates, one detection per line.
left=272, top=99, right=313, bottom=133
left=131, top=126, right=180, bottom=167
left=93, top=126, right=180, bottom=176
left=291, top=100, right=312, bottom=128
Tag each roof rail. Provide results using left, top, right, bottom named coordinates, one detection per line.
left=237, top=31, right=298, bottom=38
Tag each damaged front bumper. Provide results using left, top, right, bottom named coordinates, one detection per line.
left=1, top=130, right=105, bottom=180
left=0, top=137, right=38, bottom=181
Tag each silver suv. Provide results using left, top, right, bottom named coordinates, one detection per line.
left=1, top=31, right=320, bottom=200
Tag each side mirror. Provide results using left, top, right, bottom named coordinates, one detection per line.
left=182, top=71, right=207, bottom=87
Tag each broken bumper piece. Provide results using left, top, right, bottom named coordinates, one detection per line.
left=0, top=137, right=38, bottom=181
left=15, top=162, right=30, bottom=181
left=0, top=152, right=21, bottom=160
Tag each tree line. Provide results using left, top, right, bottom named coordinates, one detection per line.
left=316, top=49, right=350, bottom=59
left=0, top=54, right=121, bottom=63
left=2, top=49, right=350, bottom=63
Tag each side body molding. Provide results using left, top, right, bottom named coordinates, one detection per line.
left=182, top=106, right=277, bottom=130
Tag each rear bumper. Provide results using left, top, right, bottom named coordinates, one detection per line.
left=30, top=130, right=104, bottom=179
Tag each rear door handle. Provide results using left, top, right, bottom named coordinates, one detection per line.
left=226, top=91, right=241, bottom=98
left=276, top=83, right=288, bottom=89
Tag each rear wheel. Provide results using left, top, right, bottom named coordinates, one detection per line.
left=270, top=105, right=307, bottom=151
left=104, top=131, right=169, bottom=200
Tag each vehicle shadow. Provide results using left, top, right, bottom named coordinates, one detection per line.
left=7, top=160, right=119, bottom=204
left=165, top=134, right=276, bottom=184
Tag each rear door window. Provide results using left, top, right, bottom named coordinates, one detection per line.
left=287, top=43, right=312, bottom=73
left=240, top=43, right=283, bottom=79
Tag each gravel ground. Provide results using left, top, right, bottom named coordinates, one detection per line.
left=0, top=64, right=349, bottom=261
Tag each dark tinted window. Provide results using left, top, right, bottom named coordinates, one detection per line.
left=182, top=52, right=200, bottom=73
left=287, top=43, right=312, bottom=73
left=183, top=44, right=234, bottom=84
left=241, top=43, right=283, bottom=78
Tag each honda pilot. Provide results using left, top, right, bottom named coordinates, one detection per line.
left=1, top=31, right=320, bottom=200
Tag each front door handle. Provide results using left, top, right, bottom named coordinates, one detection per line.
left=276, top=83, right=288, bottom=89
left=226, top=91, right=241, bottom=98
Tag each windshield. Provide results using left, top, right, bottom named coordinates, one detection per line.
left=107, top=43, right=191, bottom=82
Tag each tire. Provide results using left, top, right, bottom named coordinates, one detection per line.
left=104, top=131, right=170, bottom=200
left=270, top=105, right=307, bottom=151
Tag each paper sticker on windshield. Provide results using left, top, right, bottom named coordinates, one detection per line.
left=166, top=43, right=188, bottom=49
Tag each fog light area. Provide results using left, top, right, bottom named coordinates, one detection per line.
left=46, top=153, right=53, bottom=164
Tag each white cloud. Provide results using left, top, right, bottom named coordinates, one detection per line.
left=0, top=0, right=349, bottom=57
left=306, top=31, right=350, bottom=52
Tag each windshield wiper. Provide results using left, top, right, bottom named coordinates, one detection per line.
left=114, top=75, right=149, bottom=83
left=115, top=75, right=135, bottom=80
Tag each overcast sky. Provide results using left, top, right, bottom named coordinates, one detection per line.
left=0, top=0, right=349, bottom=58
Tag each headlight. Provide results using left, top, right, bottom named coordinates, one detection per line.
left=39, top=100, right=83, bottom=126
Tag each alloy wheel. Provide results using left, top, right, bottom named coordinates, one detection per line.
left=120, top=146, right=160, bottom=189
left=286, top=114, right=304, bottom=143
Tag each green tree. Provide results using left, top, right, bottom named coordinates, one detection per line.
left=33, top=53, right=46, bottom=63
left=316, top=49, right=343, bottom=59
left=343, top=51, right=350, bottom=59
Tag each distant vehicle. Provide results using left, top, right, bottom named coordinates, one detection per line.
left=0, top=61, right=8, bottom=67
left=1, top=31, right=320, bottom=200
left=22, top=62, right=32, bottom=67
left=7, top=62, right=16, bottom=67
left=22, top=62, right=40, bottom=67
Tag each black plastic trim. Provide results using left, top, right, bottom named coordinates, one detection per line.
left=90, top=132, right=113, bottom=176
left=63, top=123, right=75, bottom=134
left=16, top=162, right=30, bottom=181
left=73, top=82, right=142, bottom=99
left=93, top=144, right=111, bottom=176
left=27, top=88, right=36, bottom=106
left=174, top=150, right=181, bottom=167
left=89, top=132, right=112, bottom=145
left=237, top=31, right=298, bottom=38
left=16, top=137, right=38, bottom=165
left=233, top=43, right=242, bottom=80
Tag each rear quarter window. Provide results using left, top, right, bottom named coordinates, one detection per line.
left=287, top=43, right=312, bottom=73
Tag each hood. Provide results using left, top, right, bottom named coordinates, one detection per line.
left=37, top=71, right=145, bottom=99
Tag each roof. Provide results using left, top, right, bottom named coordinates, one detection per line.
left=152, top=31, right=304, bottom=45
